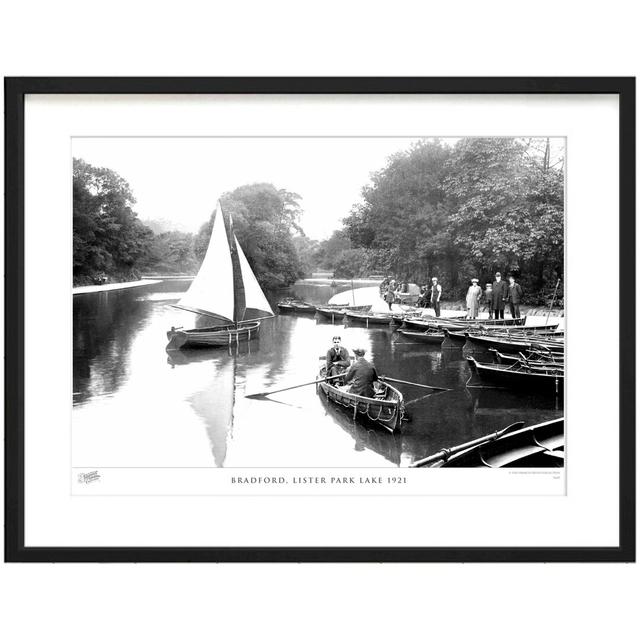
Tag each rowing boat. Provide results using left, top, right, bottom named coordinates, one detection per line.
left=442, top=328, right=468, bottom=347
left=412, top=418, right=564, bottom=468
left=315, top=304, right=371, bottom=320
left=277, top=300, right=317, bottom=314
left=396, top=328, right=446, bottom=344
left=402, top=315, right=465, bottom=330
left=316, top=367, right=405, bottom=432
left=489, top=348, right=565, bottom=366
left=344, top=310, right=396, bottom=326
left=466, top=356, right=564, bottom=394
left=464, top=332, right=564, bottom=354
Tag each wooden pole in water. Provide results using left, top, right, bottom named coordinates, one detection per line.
left=545, top=278, right=561, bottom=327
left=351, top=279, right=355, bottom=306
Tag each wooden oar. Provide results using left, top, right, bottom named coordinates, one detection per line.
left=410, top=421, right=525, bottom=467
left=379, top=376, right=451, bottom=392
left=246, top=374, right=343, bottom=399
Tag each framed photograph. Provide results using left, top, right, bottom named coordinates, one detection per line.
left=4, top=77, right=635, bottom=562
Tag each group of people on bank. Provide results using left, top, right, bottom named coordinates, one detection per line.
left=381, top=272, right=524, bottom=319
left=463, top=272, right=523, bottom=319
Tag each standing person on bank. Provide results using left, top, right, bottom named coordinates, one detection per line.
left=507, top=275, right=523, bottom=318
left=430, top=277, right=442, bottom=317
left=343, top=348, right=379, bottom=398
left=484, top=283, right=494, bottom=318
left=491, top=272, right=508, bottom=319
left=465, top=278, right=482, bottom=319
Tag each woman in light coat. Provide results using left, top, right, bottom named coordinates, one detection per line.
left=465, top=278, right=482, bottom=319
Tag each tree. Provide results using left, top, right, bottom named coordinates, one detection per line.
left=73, top=158, right=153, bottom=282
left=344, top=140, right=455, bottom=284
left=341, top=137, right=564, bottom=301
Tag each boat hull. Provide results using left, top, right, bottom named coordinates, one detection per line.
left=396, top=329, right=445, bottom=344
left=345, top=311, right=395, bottom=326
left=467, top=356, right=564, bottom=395
left=277, top=301, right=317, bottom=314
left=316, top=371, right=404, bottom=433
left=431, top=418, right=564, bottom=468
left=166, top=321, right=260, bottom=350
left=442, top=329, right=468, bottom=347
left=465, top=333, right=564, bottom=354
left=404, top=316, right=524, bottom=331
left=315, top=305, right=371, bottom=320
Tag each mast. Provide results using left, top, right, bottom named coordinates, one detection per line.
left=221, top=207, right=246, bottom=324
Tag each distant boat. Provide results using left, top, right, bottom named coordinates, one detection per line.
left=315, top=304, right=371, bottom=321
left=277, top=299, right=317, bottom=314
left=166, top=201, right=274, bottom=350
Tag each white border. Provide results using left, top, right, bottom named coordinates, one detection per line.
left=24, top=94, right=619, bottom=547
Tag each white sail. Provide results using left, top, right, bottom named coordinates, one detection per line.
left=235, top=236, right=274, bottom=318
left=175, top=202, right=235, bottom=322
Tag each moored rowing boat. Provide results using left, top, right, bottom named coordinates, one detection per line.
left=277, top=300, right=317, bottom=314
left=396, top=328, right=445, bottom=344
left=345, top=310, right=396, bottom=326
left=315, top=304, right=371, bottom=320
left=464, top=332, right=564, bottom=354
left=466, top=356, right=564, bottom=395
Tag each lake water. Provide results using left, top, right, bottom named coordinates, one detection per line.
left=73, top=279, right=563, bottom=468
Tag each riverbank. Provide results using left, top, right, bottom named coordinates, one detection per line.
left=72, top=279, right=160, bottom=295
left=326, top=284, right=564, bottom=325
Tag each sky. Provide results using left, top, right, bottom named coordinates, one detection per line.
left=72, top=137, right=564, bottom=240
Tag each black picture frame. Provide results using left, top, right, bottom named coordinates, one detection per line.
left=4, top=77, right=635, bottom=563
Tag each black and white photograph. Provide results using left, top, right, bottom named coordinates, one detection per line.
left=7, top=78, right=632, bottom=562
left=72, top=135, right=565, bottom=477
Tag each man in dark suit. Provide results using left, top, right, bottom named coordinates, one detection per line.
left=326, top=336, right=351, bottom=379
left=343, top=348, right=378, bottom=398
left=491, top=272, right=508, bottom=319
left=507, top=275, right=523, bottom=318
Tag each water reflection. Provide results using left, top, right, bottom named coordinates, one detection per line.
left=188, top=357, right=236, bottom=467
left=73, top=279, right=563, bottom=468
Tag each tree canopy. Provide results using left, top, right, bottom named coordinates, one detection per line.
left=340, top=138, right=564, bottom=302
left=73, top=158, right=153, bottom=282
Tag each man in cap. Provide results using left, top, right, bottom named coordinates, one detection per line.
left=343, top=348, right=378, bottom=398
left=491, top=271, right=509, bottom=319
left=326, top=335, right=351, bottom=380
left=430, top=277, right=443, bottom=317
left=507, top=274, right=524, bottom=318
left=465, top=278, right=482, bottom=319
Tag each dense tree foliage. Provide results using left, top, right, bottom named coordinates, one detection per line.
left=73, top=158, right=153, bottom=283
left=143, top=230, right=199, bottom=275
left=341, top=138, right=564, bottom=303
left=195, top=183, right=306, bottom=288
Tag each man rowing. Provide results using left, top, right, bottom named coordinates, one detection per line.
left=342, top=348, right=378, bottom=398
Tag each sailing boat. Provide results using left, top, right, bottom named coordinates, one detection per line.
left=166, top=201, right=274, bottom=350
